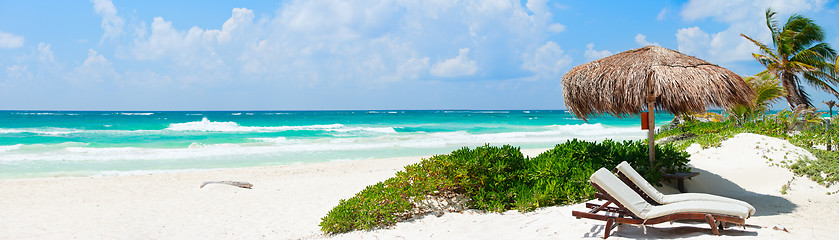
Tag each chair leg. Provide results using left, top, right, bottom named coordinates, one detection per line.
left=604, top=217, right=614, bottom=239
left=705, top=214, right=719, bottom=236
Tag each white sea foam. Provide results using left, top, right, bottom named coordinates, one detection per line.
left=166, top=118, right=241, bottom=132
left=165, top=118, right=346, bottom=132
left=249, top=137, right=302, bottom=144
left=11, top=112, right=77, bottom=116
left=328, top=127, right=398, bottom=134
left=119, top=112, right=154, bottom=116
left=0, top=144, right=23, bottom=152
left=16, top=112, right=59, bottom=115
left=0, top=128, right=84, bottom=136
left=0, top=120, right=396, bottom=136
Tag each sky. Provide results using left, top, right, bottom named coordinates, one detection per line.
left=0, top=0, right=838, bottom=111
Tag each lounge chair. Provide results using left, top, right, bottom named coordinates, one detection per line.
left=615, top=161, right=756, bottom=216
left=572, top=168, right=749, bottom=239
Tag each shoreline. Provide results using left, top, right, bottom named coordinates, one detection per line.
left=0, top=148, right=553, bottom=181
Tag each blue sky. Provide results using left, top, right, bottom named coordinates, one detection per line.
left=1, top=0, right=838, bottom=110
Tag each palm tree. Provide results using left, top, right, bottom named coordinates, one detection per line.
left=826, top=100, right=837, bottom=117
left=741, top=8, right=838, bottom=108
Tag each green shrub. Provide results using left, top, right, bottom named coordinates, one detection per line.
left=517, top=139, right=690, bottom=211
left=319, top=141, right=690, bottom=234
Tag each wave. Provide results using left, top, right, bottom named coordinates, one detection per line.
left=14, top=112, right=78, bottom=116
left=0, top=123, right=645, bottom=163
left=164, top=117, right=347, bottom=132
left=0, top=144, right=23, bottom=152
left=249, top=123, right=644, bottom=150
left=0, top=119, right=398, bottom=136
left=164, top=117, right=397, bottom=134
left=441, top=110, right=510, bottom=114
left=119, top=112, right=154, bottom=116
left=0, top=127, right=85, bottom=136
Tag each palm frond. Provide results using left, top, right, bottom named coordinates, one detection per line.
left=765, top=9, right=781, bottom=46
left=801, top=71, right=839, bottom=96
left=741, top=34, right=779, bottom=59
left=787, top=16, right=825, bottom=53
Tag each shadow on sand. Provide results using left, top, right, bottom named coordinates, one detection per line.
left=679, top=168, right=796, bottom=217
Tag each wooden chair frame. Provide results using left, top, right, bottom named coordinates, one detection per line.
left=572, top=182, right=745, bottom=239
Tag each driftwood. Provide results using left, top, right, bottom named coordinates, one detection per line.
left=200, top=181, right=253, bottom=189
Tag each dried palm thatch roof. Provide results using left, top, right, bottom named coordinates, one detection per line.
left=562, top=46, right=755, bottom=121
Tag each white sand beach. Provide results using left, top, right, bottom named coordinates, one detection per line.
left=2, top=133, right=838, bottom=239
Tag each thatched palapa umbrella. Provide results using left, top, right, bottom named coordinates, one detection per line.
left=562, top=46, right=754, bottom=164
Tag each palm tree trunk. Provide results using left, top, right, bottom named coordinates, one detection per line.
left=781, top=71, right=806, bottom=108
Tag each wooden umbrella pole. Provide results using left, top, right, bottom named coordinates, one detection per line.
left=646, top=71, right=656, bottom=167
left=647, top=99, right=655, bottom=166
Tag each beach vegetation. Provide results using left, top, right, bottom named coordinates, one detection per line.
left=319, top=140, right=690, bottom=234
left=741, top=8, right=838, bottom=108
left=729, top=73, right=785, bottom=125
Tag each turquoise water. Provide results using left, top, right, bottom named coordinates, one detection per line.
left=0, top=110, right=673, bottom=179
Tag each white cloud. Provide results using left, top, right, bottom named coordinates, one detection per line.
left=124, top=70, right=173, bottom=88
left=209, top=8, right=254, bottom=44
left=634, top=34, right=659, bottom=46
left=36, top=43, right=57, bottom=65
left=584, top=43, right=612, bottom=61
left=681, top=0, right=825, bottom=22
left=0, top=32, right=24, bottom=48
left=5, top=65, right=31, bottom=82
left=657, top=8, right=668, bottom=20
left=90, top=0, right=124, bottom=42
left=430, top=48, right=478, bottom=77
left=1, top=42, right=62, bottom=86
left=96, top=0, right=574, bottom=88
left=678, top=0, right=828, bottom=63
left=66, top=49, right=119, bottom=84
left=676, top=26, right=710, bottom=55
left=548, top=23, right=566, bottom=33
left=396, top=57, right=431, bottom=81
left=522, top=41, right=572, bottom=78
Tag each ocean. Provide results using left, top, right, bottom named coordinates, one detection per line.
left=0, top=110, right=673, bottom=179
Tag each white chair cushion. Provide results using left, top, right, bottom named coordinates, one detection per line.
left=644, top=200, right=750, bottom=219
left=590, top=168, right=750, bottom=220
left=616, top=161, right=756, bottom=215
left=591, top=168, right=652, bottom=217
